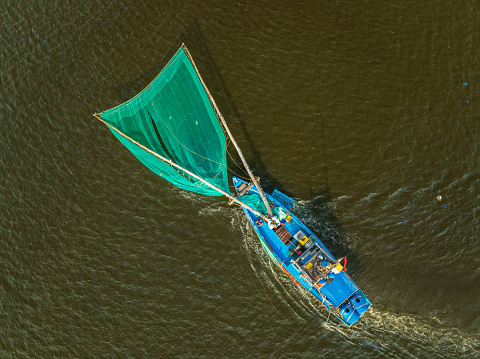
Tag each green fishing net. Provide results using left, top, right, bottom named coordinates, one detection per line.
left=99, top=46, right=229, bottom=196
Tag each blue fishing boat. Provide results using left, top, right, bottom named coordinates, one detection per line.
left=232, top=177, right=371, bottom=326
left=94, top=44, right=371, bottom=326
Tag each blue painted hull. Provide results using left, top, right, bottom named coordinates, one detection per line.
left=233, top=177, right=371, bottom=326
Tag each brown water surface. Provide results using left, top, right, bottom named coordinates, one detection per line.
left=1, top=0, right=479, bottom=357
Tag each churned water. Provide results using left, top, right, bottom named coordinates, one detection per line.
left=1, top=0, right=479, bottom=357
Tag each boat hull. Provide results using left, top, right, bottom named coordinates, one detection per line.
left=232, top=177, right=371, bottom=326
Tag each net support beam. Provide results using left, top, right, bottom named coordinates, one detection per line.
left=215, top=112, right=273, bottom=219
left=94, top=114, right=269, bottom=221
left=182, top=44, right=274, bottom=218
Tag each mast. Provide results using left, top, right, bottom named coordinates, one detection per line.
left=216, top=113, right=273, bottom=219
left=94, top=114, right=270, bottom=221
left=182, top=45, right=274, bottom=219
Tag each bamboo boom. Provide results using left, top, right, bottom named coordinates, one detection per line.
left=182, top=44, right=274, bottom=218
left=215, top=112, right=273, bottom=218
left=93, top=114, right=269, bottom=221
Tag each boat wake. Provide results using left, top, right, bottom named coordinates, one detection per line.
left=233, top=204, right=480, bottom=358
left=328, top=308, right=480, bottom=358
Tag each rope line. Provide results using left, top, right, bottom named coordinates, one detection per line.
left=147, top=101, right=251, bottom=183
left=149, top=102, right=227, bottom=179
left=226, top=147, right=250, bottom=179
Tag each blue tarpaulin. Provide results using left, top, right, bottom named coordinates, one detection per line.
left=320, top=272, right=357, bottom=307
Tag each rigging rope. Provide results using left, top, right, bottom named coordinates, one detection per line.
left=226, top=147, right=249, bottom=178
left=148, top=102, right=252, bottom=183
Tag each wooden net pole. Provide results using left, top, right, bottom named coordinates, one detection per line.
left=182, top=44, right=274, bottom=218
left=93, top=113, right=269, bottom=221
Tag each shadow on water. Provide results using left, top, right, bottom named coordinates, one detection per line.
left=107, top=21, right=359, bottom=270
left=298, top=187, right=359, bottom=271
left=183, top=23, right=360, bottom=269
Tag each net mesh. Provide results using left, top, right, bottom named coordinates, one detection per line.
left=240, top=193, right=289, bottom=220
left=99, top=46, right=229, bottom=196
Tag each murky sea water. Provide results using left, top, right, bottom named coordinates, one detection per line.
left=1, top=0, right=479, bottom=357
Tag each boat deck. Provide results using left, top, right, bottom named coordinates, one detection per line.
left=232, top=176, right=371, bottom=326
